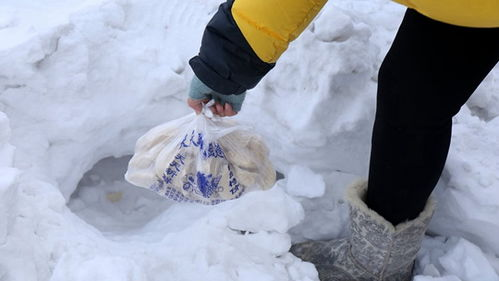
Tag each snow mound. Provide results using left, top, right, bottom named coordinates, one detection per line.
left=285, top=165, right=326, bottom=198
left=50, top=185, right=314, bottom=281
left=416, top=236, right=499, bottom=281
left=430, top=105, right=499, bottom=254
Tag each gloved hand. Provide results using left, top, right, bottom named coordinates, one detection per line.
left=188, top=75, right=246, bottom=117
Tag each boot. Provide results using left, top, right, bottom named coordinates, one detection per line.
left=290, top=180, right=436, bottom=281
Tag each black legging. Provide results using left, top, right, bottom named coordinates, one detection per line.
left=366, top=9, right=499, bottom=225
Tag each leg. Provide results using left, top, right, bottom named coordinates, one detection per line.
left=367, top=9, right=499, bottom=225
left=291, top=9, right=499, bottom=281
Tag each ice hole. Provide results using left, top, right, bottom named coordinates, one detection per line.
left=68, top=155, right=173, bottom=234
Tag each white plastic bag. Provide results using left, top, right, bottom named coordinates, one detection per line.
left=125, top=107, right=276, bottom=205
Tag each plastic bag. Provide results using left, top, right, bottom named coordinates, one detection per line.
left=125, top=106, right=276, bottom=205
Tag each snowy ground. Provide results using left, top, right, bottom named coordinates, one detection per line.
left=1, top=0, right=499, bottom=280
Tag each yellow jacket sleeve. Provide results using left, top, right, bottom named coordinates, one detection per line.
left=232, top=0, right=498, bottom=64
left=394, top=0, right=499, bottom=28
left=232, top=0, right=327, bottom=63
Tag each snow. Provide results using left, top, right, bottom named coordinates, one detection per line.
left=415, top=237, right=499, bottom=281
left=0, top=112, right=15, bottom=167
left=1, top=0, right=499, bottom=280
left=68, top=156, right=173, bottom=233
left=51, top=185, right=309, bottom=281
left=438, top=238, right=498, bottom=281
left=428, top=107, right=499, bottom=254
left=285, top=165, right=326, bottom=198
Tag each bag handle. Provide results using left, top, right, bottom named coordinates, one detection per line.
left=197, top=100, right=252, bottom=138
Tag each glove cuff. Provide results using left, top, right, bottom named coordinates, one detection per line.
left=211, top=92, right=246, bottom=112
left=189, top=75, right=213, bottom=100
left=189, top=75, right=246, bottom=112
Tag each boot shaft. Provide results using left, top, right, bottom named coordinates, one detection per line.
left=347, top=181, right=436, bottom=278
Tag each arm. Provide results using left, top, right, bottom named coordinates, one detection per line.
left=188, top=0, right=327, bottom=114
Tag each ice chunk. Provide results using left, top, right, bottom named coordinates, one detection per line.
left=286, top=165, right=326, bottom=198
left=224, top=186, right=305, bottom=234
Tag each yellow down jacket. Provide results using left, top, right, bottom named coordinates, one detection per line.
left=232, top=0, right=499, bottom=63
left=189, top=0, right=498, bottom=96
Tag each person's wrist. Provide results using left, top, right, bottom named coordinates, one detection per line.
left=189, top=75, right=246, bottom=112
left=189, top=75, right=213, bottom=100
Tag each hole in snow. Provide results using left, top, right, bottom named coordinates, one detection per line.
left=68, top=156, right=286, bottom=235
left=68, top=155, right=173, bottom=234
left=276, top=170, right=285, bottom=181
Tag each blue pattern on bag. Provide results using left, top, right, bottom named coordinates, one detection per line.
left=148, top=130, right=244, bottom=204
left=179, top=131, right=225, bottom=159
left=196, top=172, right=222, bottom=198
left=227, top=165, right=241, bottom=195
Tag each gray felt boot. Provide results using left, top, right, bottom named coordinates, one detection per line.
left=291, top=180, right=436, bottom=281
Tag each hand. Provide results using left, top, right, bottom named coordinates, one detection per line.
left=187, top=98, right=238, bottom=117
left=188, top=75, right=246, bottom=117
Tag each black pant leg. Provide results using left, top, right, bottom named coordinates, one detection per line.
left=366, top=9, right=499, bottom=225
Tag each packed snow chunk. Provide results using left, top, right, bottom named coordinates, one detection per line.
left=286, top=165, right=326, bottom=198
left=243, top=231, right=292, bottom=256
left=141, top=200, right=315, bottom=281
left=286, top=256, right=320, bottom=281
left=438, top=238, right=499, bottom=281
left=313, top=5, right=355, bottom=42
left=222, top=185, right=305, bottom=234
left=288, top=173, right=363, bottom=243
left=126, top=112, right=276, bottom=205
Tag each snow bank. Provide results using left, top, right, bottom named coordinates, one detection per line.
left=50, top=186, right=315, bottom=281
left=415, top=236, right=499, bottom=281
left=240, top=3, right=378, bottom=177
left=0, top=0, right=318, bottom=279
left=0, top=0, right=209, bottom=200
left=429, top=105, right=499, bottom=254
